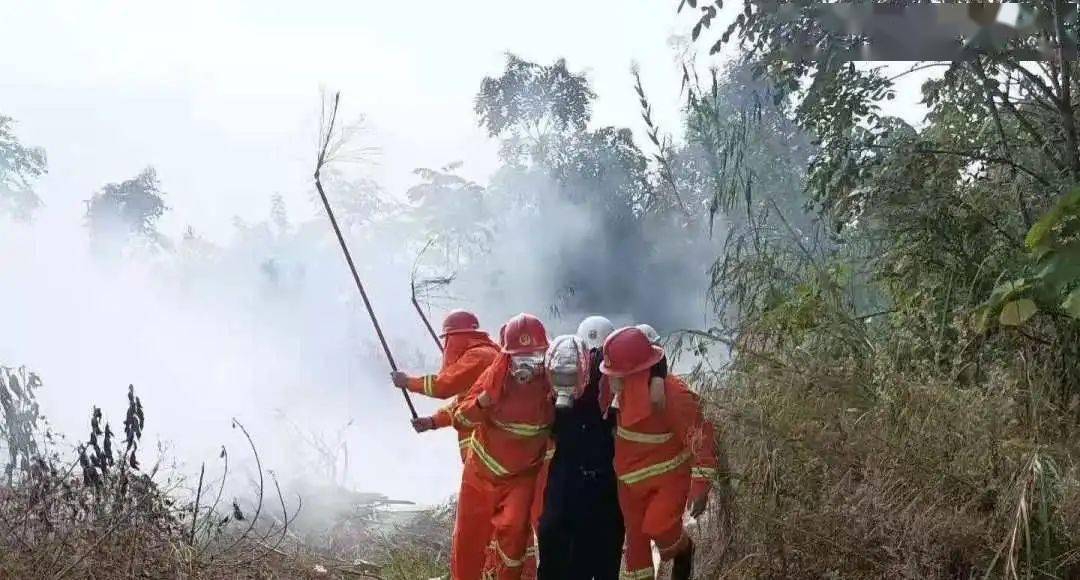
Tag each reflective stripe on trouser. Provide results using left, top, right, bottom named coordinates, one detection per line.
left=452, top=469, right=495, bottom=580
left=518, top=447, right=550, bottom=580
left=622, top=523, right=654, bottom=580
left=481, top=470, right=544, bottom=578
left=520, top=540, right=538, bottom=580
left=530, top=450, right=551, bottom=530
left=618, top=466, right=691, bottom=574
left=486, top=538, right=538, bottom=580
left=620, top=566, right=655, bottom=580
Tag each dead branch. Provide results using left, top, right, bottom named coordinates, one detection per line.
left=210, top=418, right=265, bottom=559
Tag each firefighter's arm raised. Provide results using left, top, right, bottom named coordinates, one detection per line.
left=404, top=349, right=492, bottom=398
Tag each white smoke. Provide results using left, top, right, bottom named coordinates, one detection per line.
left=0, top=110, right=723, bottom=512
left=1, top=198, right=467, bottom=505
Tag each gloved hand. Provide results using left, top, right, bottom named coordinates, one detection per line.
left=687, top=492, right=708, bottom=518
left=411, top=416, right=436, bottom=433
left=390, top=371, right=410, bottom=389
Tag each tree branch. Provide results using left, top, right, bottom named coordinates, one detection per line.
left=983, top=67, right=1068, bottom=174
left=1039, top=58, right=1061, bottom=96
left=867, top=143, right=1052, bottom=189
left=971, top=60, right=1033, bottom=228
left=998, top=60, right=1059, bottom=107
left=1052, top=0, right=1080, bottom=180
left=633, top=66, right=692, bottom=218
left=886, top=62, right=951, bottom=83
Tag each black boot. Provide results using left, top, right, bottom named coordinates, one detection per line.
left=671, top=539, right=695, bottom=580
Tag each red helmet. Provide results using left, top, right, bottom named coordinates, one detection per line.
left=441, top=310, right=480, bottom=336
left=501, top=313, right=549, bottom=355
left=599, top=326, right=665, bottom=377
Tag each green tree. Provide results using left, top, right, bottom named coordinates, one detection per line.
left=405, top=162, right=492, bottom=268
left=85, top=167, right=169, bottom=257
left=475, top=55, right=712, bottom=326
left=673, top=5, right=1080, bottom=578
left=0, top=115, right=47, bottom=221
left=668, top=59, right=866, bottom=355
left=475, top=55, right=596, bottom=162
left=680, top=1, right=1080, bottom=372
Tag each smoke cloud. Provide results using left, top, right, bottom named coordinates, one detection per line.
left=1, top=105, right=721, bottom=510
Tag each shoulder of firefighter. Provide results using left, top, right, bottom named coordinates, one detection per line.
left=406, top=342, right=499, bottom=399
left=615, top=374, right=718, bottom=498
left=455, top=359, right=555, bottom=477
left=454, top=362, right=498, bottom=426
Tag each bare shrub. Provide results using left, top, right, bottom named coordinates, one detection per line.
left=0, top=369, right=449, bottom=579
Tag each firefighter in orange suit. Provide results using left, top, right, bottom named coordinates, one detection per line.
left=450, top=313, right=555, bottom=580
left=599, top=326, right=718, bottom=580
left=391, top=310, right=499, bottom=461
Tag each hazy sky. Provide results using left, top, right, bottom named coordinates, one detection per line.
left=1, top=0, right=709, bottom=239
left=1, top=1, right=937, bottom=503
left=1, top=0, right=723, bottom=503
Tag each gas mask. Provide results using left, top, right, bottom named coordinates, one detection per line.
left=510, top=353, right=545, bottom=384
left=545, top=335, right=587, bottom=408
left=549, top=370, right=578, bottom=408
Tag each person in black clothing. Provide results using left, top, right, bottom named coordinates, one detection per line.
left=538, top=318, right=623, bottom=580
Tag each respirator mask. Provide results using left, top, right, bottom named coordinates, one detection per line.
left=510, top=353, right=545, bottom=384
left=549, top=366, right=579, bottom=409
left=545, top=335, right=587, bottom=408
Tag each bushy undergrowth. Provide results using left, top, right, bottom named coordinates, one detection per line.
left=0, top=366, right=449, bottom=580
left=689, top=346, right=1080, bottom=579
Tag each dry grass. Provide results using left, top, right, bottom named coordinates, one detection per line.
left=689, top=349, right=1080, bottom=579
left=17, top=337, right=1078, bottom=579
left=0, top=367, right=449, bottom=580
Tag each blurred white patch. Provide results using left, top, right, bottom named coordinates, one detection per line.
left=996, top=2, right=1021, bottom=27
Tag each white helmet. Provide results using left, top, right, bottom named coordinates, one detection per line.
left=576, top=315, right=615, bottom=350
left=636, top=323, right=662, bottom=346
left=545, top=335, right=588, bottom=408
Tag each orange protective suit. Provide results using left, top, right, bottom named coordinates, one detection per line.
left=449, top=355, right=554, bottom=580
left=406, top=332, right=498, bottom=462
left=614, top=373, right=717, bottom=579
left=520, top=442, right=554, bottom=580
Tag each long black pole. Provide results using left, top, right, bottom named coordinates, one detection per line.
left=314, top=92, right=417, bottom=419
